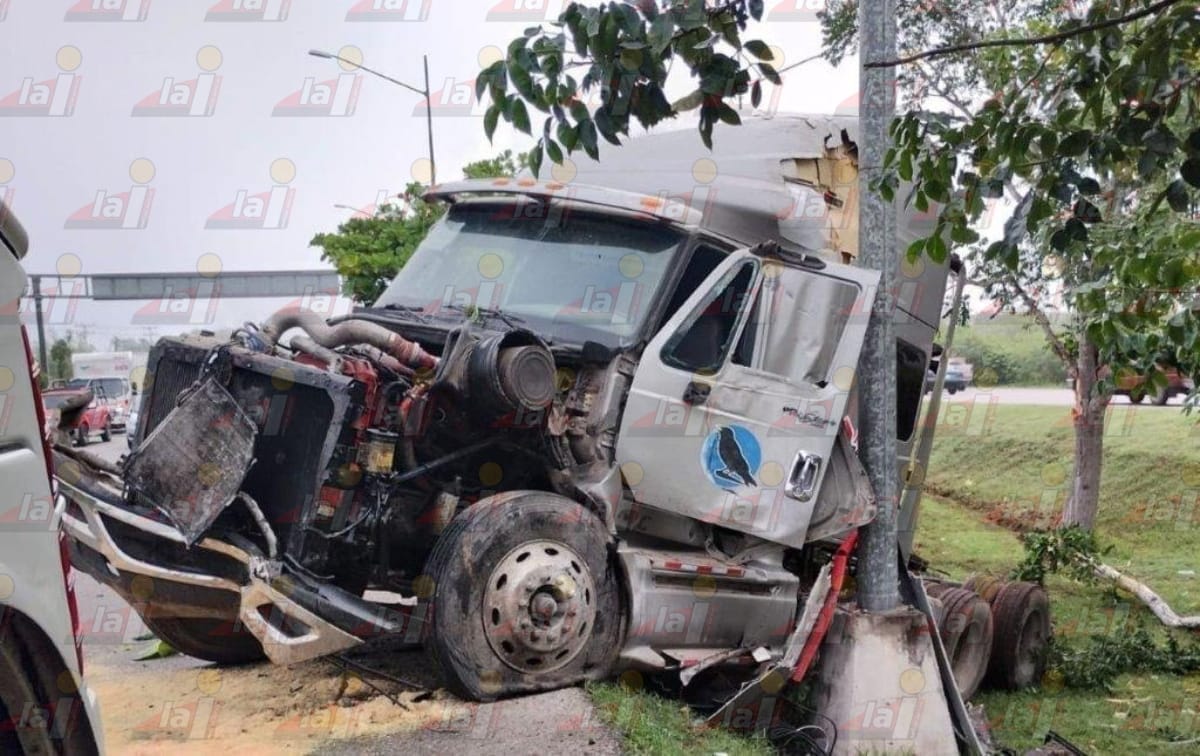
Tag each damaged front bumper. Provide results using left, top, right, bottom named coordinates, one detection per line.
left=55, top=453, right=421, bottom=665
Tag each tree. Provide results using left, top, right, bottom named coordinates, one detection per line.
left=311, top=152, right=531, bottom=303
left=481, top=0, right=1200, bottom=531
left=48, top=338, right=73, bottom=382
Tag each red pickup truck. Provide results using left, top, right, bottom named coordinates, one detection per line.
left=1114, top=365, right=1195, bottom=405
left=41, top=386, right=113, bottom=445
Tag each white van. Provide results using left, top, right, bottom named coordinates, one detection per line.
left=1, top=202, right=103, bottom=754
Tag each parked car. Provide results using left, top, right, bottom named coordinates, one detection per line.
left=1, top=199, right=102, bottom=753
left=42, top=386, right=113, bottom=446
left=1114, top=365, right=1194, bottom=405
left=925, top=365, right=968, bottom=394
left=64, top=376, right=132, bottom=431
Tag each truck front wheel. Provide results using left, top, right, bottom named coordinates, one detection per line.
left=423, top=492, right=623, bottom=701
left=141, top=616, right=265, bottom=665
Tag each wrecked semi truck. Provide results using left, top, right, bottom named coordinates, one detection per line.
left=55, top=116, right=976, bottom=702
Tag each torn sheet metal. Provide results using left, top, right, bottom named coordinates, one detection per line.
left=706, top=561, right=832, bottom=729
left=125, top=378, right=257, bottom=544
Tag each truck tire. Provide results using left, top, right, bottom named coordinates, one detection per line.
left=74, top=423, right=89, bottom=446
left=1129, top=389, right=1145, bottom=404
left=963, top=573, right=1004, bottom=603
left=423, top=491, right=623, bottom=701
left=986, top=581, right=1050, bottom=690
left=141, top=616, right=265, bottom=665
left=928, top=586, right=993, bottom=700
left=100, top=421, right=112, bottom=443
left=1153, top=386, right=1170, bottom=406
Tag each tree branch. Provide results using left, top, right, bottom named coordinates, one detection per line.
left=866, top=0, right=1184, bottom=68
left=1002, top=273, right=1075, bottom=369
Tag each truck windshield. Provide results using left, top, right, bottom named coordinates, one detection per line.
left=373, top=203, right=683, bottom=346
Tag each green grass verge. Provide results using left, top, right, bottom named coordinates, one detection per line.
left=587, top=680, right=772, bottom=756
left=920, top=403, right=1200, bottom=753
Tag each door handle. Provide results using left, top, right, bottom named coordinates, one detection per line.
left=682, top=381, right=711, bottom=405
left=785, top=450, right=823, bottom=502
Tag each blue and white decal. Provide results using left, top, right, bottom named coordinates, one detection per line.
left=700, top=424, right=762, bottom=491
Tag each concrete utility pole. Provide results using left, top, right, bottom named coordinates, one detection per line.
left=855, top=0, right=900, bottom=611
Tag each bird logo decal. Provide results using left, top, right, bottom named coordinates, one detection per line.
left=701, top=425, right=762, bottom=491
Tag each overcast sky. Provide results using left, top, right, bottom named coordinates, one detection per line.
left=2, top=0, right=860, bottom=347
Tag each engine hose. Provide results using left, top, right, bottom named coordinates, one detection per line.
left=260, top=309, right=437, bottom=371
left=289, top=335, right=344, bottom=373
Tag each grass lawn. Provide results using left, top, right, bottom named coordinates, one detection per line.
left=920, top=402, right=1200, bottom=753
left=589, top=402, right=1200, bottom=754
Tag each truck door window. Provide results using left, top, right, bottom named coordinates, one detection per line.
left=662, top=262, right=755, bottom=374
left=732, top=265, right=859, bottom=385
left=658, top=244, right=725, bottom=327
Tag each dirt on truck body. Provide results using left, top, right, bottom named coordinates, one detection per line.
left=55, top=115, right=964, bottom=707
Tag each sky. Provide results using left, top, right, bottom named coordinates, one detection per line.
left=1, top=0, right=861, bottom=349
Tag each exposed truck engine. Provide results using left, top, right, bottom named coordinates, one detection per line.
left=56, top=117, right=1012, bottom=716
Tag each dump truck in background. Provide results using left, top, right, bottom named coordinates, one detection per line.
left=53, top=117, right=1047, bottom=738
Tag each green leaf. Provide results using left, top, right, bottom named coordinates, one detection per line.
left=905, top=237, right=926, bottom=262
left=897, top=150, right=913, bottom=182
left=717, top=102, right=741, bottom=126
left=569, top=100, right=589, bottom=124
left=1077, top=177, right=1101, bottom=195
left=1166, top=179, right=1190, bottom=213
left=483, top=104, right=500, bottom=143
left=545, top=138, right=563, bottom=165
left=593, top=107, right=621, bottom=145
left=749, top=0, right=764, bottom=21
left=950, top=225, right=980, bottom=245
left=745, top=40, right=772, bottom=60
left=1058, top=130, right=1093, bottom=157
left=751, top=80, right=762, bottom=109
left=511, top=99, right=531, bottom=134
left=1181, top=158, right=1200, bottom=189
left=619, top=47, right=643, bottom=71
left=759, top=63, right=782, bottom=85
left=927, top=231, right=948, bottom=263
left=579, top=118, right=599, bottom=160
left=557, top=121, right=578, bottom=151
left=528, top=141, right=543, bottom=178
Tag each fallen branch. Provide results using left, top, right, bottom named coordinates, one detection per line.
left=1088, top=560, right=1200, bottom=629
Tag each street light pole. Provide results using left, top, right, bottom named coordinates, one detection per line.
left=308, top=50, right=436, bottom=186
left=855, top=0, right=901, bottom=612
left=31, top=275, right=47, bottom=372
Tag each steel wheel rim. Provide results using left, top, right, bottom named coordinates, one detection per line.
left=482, top=539, right=597, bottom=674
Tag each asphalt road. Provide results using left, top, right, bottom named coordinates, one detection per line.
left=71, top=437, right=622, bottom=756
left=938, top=385, right=1189, bottom=407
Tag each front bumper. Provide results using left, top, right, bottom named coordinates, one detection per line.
left=56, top=470, right=363, bottom=665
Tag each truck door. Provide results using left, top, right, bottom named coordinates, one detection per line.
left=616, top=246, right=879, bottom=547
